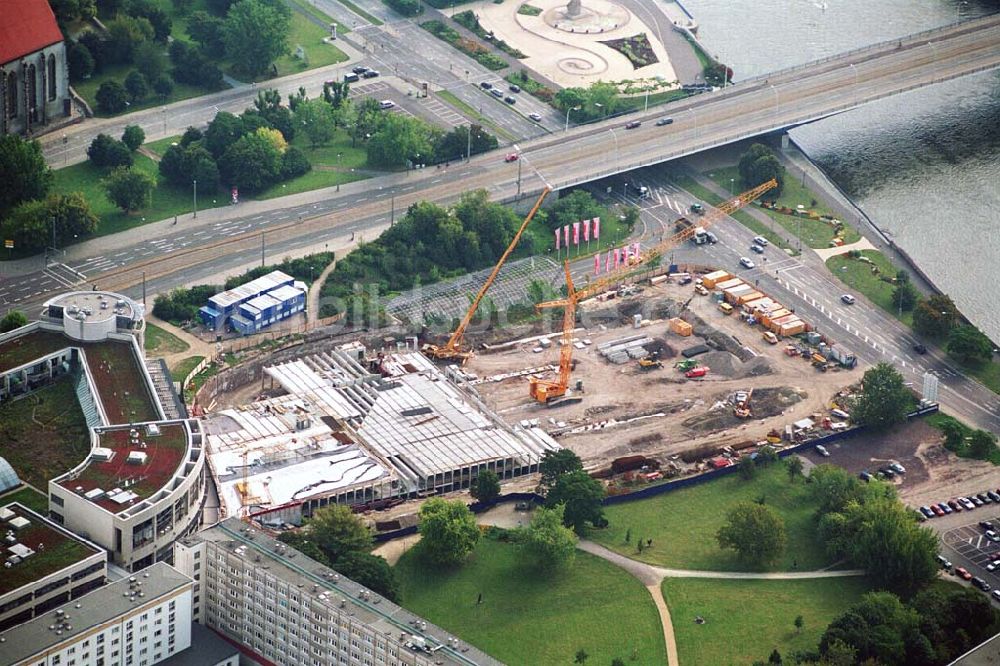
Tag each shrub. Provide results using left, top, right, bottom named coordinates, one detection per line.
left=68, top=42, right=95, bottom=81
left=124, top=70, right=150, bottom=102
left=95, top=80, right=129, bottom=114
left=280, top=146, right=311, bottom=179
left=121, top=125, right=145, bottom=151
left=152, top=74, right=174, bottom=99
left=87, top=133, right=133, bottom=168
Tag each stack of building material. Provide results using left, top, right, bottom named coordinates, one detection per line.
left=668, top=318, right=693, bottom=336
left=598, top=335, right=652, bottom=364
left=702, top=270, right=731, bottom=289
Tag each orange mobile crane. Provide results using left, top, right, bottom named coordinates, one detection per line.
left=423, top=187, right=551, bottom=362
left=529, top=179, right=777, bottom=405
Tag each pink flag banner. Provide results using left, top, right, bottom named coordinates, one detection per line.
left=582, top=219, right=590, bottom=242
left=563, top=225, right=570, bottom=249
left=613, top=249, right=620, bottom=270
left=633, top=242, right=641, bottom=260
left=554, top=228, right=560, bottom=250
left=621, top=247, right=628, bottom=265
left=593, top=217, right=601, bottom=240
left=572, top=222, right=580, bottom=246
left=605, top=251, right=612, bottom=273
left=594, top=254, right=599, bottom=275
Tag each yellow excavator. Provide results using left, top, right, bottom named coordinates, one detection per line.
left=529, top=179, right=777, bottom=405
left=423, top=188, right=551, bottom=362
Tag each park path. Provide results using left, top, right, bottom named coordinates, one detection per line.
left=307, top=255, right=340, bottom=322
left=812, top=236, right=877, bottom=261
left=577, top=540, right=865, bottom=666
left=145, top=314, right=216, bottom=372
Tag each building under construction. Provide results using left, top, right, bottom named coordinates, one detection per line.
left=204, top=342, right=558, bottom=524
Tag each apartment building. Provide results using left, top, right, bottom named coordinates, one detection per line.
left=0, top=562, right=193, bottom=666
left=174, top=519, right=502, bottom=666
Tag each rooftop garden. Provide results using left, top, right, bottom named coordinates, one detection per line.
left=83, top=340, right=160, bottom=424
left=0, top=329, right=72, bottom=374
left=0, top=504, right=98, bottom=595
left=59, top=424, right=189, bottom=514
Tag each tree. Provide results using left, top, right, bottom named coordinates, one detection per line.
left=334, top=551, right=400, bottom=601
left=0, top=311, right=28, bottom=333
left=716, top=501, right=786, bottom=565
left=948, top=325, right=993, bottom=365
left=294, top=98, right=337, bottom=148
left=204, top=111, right=245, bottom=158
left=280, top=147, right=311, bottom=180
left=78, top=31, right=107, bottom=72
left=0, top=193, right=97, bottom=252
left=913, top=294, right=960, bottom=338
left=105, top=15, right=154, bottom=64
left=48, top=192, right=99, bottom=239
left=574, top=649, right=588, bottom=664
left=224, top=0, right=291, bottom=76
left=186, top=10, right=227, bottom=57
left=68, top=41, right=95, bottom=81
left=785, top=456, right=804, bottom=482
left=87, top=134, right=133, bottom=169
left=169, top=40, right=224, bottom=89
left=1, top=200, right=49, bottom=251
left=220, top=129, right=283, bottom=192
left=417, top=498, right=480, bottom=566
left=470, top=470, right=501, bottom=503
left=133, top=40, right=166, bottom=82
left=367, top=114, right=437, bottom=169
left=124, top=70, right=150, bottom=102
left=0, top=135, right=52, bottom=217
left=738, top=143, right=785, bottom=195
left=322, top=80, right=351, bottom=110
left=546, top=470, right=606, bottom=533
left=252, top=89, right=296, bottom=140
left=121, top=125, right=145, bottom=151
left=152, top=74, right=174, bottom=99
left=128, top=0, right=173, bottom=41
left=794, top=615, right=804, bottom=633
left=738, top=454, right=757, bottom=480
left=850, top=362, right=910, bottom=429
left=540, top=449, right=583, bottom=488
left=383, top=0, right=422, bottom=16
left=610, top=659, right=624, bottom=666
left=891, top=281, right=918, bottom=312
left=102, top=167, right=155, bottom=212
left=819, top=592, right=924, bottom=665
left=519, top=504, right=578, bottom=570
left=434, top=124, right=497, bottom=162
left=768, top=649, right=782, bottom=664
left=968, top=429, right=997, bottom=459
left=96, top=80, right=129, bottom=114
left=306, top=504, right=373, bottom=560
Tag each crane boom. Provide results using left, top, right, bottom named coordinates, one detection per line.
left=424, top=187, right=551, bottom=361
left=529, top=179, right=777, bottom=404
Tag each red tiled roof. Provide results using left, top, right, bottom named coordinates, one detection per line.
left=0, top=0, right=64, bottom=65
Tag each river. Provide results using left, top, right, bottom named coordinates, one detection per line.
left=681, top=0, right=1000, bottom=340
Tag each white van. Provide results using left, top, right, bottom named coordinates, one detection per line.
left=379, top=100, right=395, bottom=110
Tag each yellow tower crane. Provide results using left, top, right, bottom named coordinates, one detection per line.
left=423, top=187, right=551, bottom=362
left=529, top=179, right=777, bottom=405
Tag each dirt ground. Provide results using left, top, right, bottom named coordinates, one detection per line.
left=467, top=280, right=859, bottom=471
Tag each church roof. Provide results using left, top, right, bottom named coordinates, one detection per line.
left=0, top=0, right=64, bottom=65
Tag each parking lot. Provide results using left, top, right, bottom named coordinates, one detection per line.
left=943, top=519, right=1000, bottom=579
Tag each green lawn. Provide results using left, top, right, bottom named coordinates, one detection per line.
left=0, top=486, right=49, bottom=514
left=0, top=380, right=91, bottom=490
left=74, top=62, right=228, bottom=119
left=662, top=577, right=871, bottom=665
left=144, top=322, right=190, bottom=355
left=144, top=134, right=182, bottom=157
left=591, top=464, right=830, bottom=572
left=707, top=166, right=860, bottom=249
left=969, top=361, right=1000, bottom=395
left=395, top=539, right=667, bottom=666
left=257, top=168, right=369, bottom=199
left=51, top=154, right=229, bottom=237
left=170, top=355, right=205, bottom=383
left=670, top=172, right=796, bottom=255
left=289, top=0, right=351, bottom=32
left=332, top=0, right=384, bottom=25
left=272, top=12, right=349, bottom=77
left=825, top=250, right=913, bottom=327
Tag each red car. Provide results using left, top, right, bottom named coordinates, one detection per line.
left=685, top=367, right=709, bottom=379
left=504, top=153, right=519, bottom=162
left=955, top=567, right=973, bottom=581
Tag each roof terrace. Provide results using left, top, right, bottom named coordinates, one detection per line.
left=0, top=503, right=101, bottom=596
left=0, top=329, right=73, bottom=374
left=57, top=423, right=191, bottom=514
left=82, top=340, right=160, bottom=424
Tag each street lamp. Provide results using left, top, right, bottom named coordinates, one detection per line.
left=609, top=127, right=620, bottom=170
left=729, top=178, right=734, bottom=196
left=849, top=63, right=859, bottom=104
left=769, top=84, right=779, bottom=122
left=336, top=152, right=343, bottom=191
left=564, top=105, right=581, bottom=132
left=192, top=179, right=198, bottom=219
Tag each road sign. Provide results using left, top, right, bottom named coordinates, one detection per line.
left=4, top=240, right=13, bottom=249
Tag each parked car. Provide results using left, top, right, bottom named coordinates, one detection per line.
left=378, top=100, right=395, bottom=109
left=363, top=70, right=380, bottom=78
left=980, top=521, right=995, bottom=531
left=986, top=530, right=1000, bottom=542
left=972, top=495, right=985, bottom=507
left=343, top=73, right=360, bottom=82
left=739, top=257, right=755, bottom=269
left=913, top=342, right=928, bottom=354
left=978, top=492, right=992, bottom=504
left=490, top=88, right=504, bottom=98
left=528, top=112, right=542, bottom=122
left=960, top=497, right=976, bottom=510
left=987, top=560, right=1000, bottom=572
left=751, top=243, right=765, bottom=254
left=504, top=96, right=516, bottom=105
left=919, top=506, right=935, bottom=518
left=879, top=467, right=896, bottom=478
left=753, top=235, right=769, bottom=246
left=480, top=81, right=493, bottom=89
left=352, top=65, right=369, bottom=74
left=992, top=590, right=1000, bottom=602
left=656, top=117, right=674, bottom=126
left=763, top=331, right=779, bottom=345
left=931, top=504, right=944, bottom=516
left=815, top=445, right=830, bottom=457
left=625, top=121, right=642, bottom=129
left=841, top=294, right=856, bottom=305
left=509, top=84, right=521, bottom=93
left=973, top=576, right=992, bottom=592
left=948, top=499, right=961, bottom=512
left=988, top=490, right=1000, bottom=503
left=860, top=471, right=873, bottom=482
left=939, top=502, right=953, bottom=514
left=936, top=555, right=952, bottom=569
left=956, top=567, right=973, bottom=580
left=890, top=462, right=906, bottom=474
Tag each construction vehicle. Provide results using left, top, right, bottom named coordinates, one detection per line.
left=529, top=179, right=777, bottom=405
left=685, top=366, right=709, bottom=379
left=675, top=359, right=697, bottom=372
left=811, top=353, right=830, bottom=371
left=734, top=388, right=753, bottom=418
left=763, top=331, right=779, bottom=345
left=423, top=188, right=550, bottom=362
left=638, top=355, right=663, bottom=370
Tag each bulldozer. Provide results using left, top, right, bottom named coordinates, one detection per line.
left=639, top=355, right=663, bottom=371
left=733, top=388, right=753, bottom=419
left=675, top=359, right=697, bottom=372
